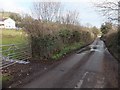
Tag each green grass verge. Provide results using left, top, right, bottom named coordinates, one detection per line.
left=51, top=42, right=84, bottom=60
left=0, top=74, right=11, bottom=83
left=2, top=76, right=11, bottom=82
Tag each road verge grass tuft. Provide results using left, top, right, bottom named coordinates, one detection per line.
left=51, top=42, right=84, bottom=60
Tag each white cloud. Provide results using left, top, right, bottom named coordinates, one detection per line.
left=0, top=0, right=31, bottom=14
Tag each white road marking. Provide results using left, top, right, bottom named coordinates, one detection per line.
left=82, top=72, right=88, bottom=79
left=105, top=48, right=107, bottom=51
left=79, top=52, right=86, bottom=55
left=75, top=72, right=88, bottom=88
left=75, top=80, right=83, bottom=88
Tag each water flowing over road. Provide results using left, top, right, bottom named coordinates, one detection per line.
left=22, top=38, right=118, bottom=88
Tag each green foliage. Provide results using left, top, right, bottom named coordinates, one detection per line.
left=104, top=30, right=120, bottom=62
left=31, top=33, right=64, bottom=59
left=92, top=26, right=100, bottom=37
left=9, top=13, right=21, bottom=22
left=2, top=75, right=11, bottom=82
left=30, top=28, right=87, bottom=60
left=100, top=22, right=112, bottom=34
left=21, top=15, right=34, bottom=28
left=9, top=13, right=34, bottom=28
left=71, top=30, right=81, bottom=42
left=58, top=29, right=72, bottom=44
left=0, top=11, right=12, bottom=18
left=24, top=20, right=95, bottom=61
left=58, top=29, right=81, bottom=44
left=51, top=42, right=84, bottom=60
left=9, top=13, right=22, bottom=27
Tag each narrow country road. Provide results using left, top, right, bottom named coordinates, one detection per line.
left=22, top=38, right=118, bottom=88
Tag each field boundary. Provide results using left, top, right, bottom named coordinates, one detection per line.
left=1, top=43, right=31, bottom=69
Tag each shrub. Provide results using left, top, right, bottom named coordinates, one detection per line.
left=104, top=30, right=120, bottom=62
left=58, top=29, right=81, bottom=44
left=58, top=29, right=72, bottom=44
left=24, top=20, right=95, bottom=61
left=31, top=34, right=62, bottom=60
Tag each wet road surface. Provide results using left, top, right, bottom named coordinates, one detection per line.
left=22, top=38, right=118, bottom=88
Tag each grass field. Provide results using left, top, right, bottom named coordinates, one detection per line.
left=1, top=29, right=29, bottom=57
left=2, top=29, right=27, bottom=45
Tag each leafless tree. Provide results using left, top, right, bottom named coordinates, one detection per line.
left=59, top=10, right=80, bottom=25
left=32, top=2, right=61, bottom=22
left=95, top=0, right=119, bottom=25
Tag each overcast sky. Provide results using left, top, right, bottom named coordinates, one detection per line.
left=0, top=0, right=115, bottom=28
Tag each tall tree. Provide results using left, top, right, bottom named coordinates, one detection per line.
left=32, top=2, right=61, bottom=22
left=92, top=26, right=100, bottom=37
left=9, top=13, right=22, bottom=27
left=95, top=0, right=119, bottom=21
left=59, top=10, right=79, bottom=25
left=9, top=13, right=21, bottom=22
left=100, top=22, right=112, bottom=34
